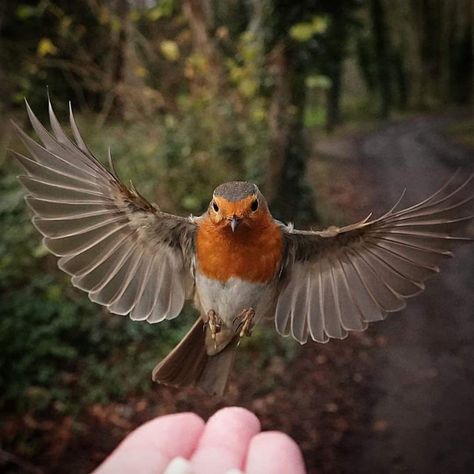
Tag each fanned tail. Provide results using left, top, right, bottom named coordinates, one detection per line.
left=152, top=318, right=238, bottom=396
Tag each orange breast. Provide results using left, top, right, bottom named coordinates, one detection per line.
left=196, top=216, right=283, bottom=283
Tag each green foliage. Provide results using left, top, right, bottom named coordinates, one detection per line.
left=1, top=1, right=112, bottom=111
left=290, top=16, right=329, bottom=42
left=306, top=74, right=331, bottom=90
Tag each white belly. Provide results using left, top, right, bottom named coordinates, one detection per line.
left=195, top=271, right=277, bottom=326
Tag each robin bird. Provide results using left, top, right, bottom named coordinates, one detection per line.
left=11, top=99, right=474, bottom=396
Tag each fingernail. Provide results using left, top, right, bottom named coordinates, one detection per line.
left=163, top=456, right=194, bottom=474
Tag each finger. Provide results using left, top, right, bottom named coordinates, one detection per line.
left=245, top=431, right=306, bottom=474
left=94, top=412, right=205, bottom=474
left=191, top=406, right=261, bottom=474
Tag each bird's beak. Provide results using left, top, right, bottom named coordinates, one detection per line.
left=230, top=216, right=241, bottom=232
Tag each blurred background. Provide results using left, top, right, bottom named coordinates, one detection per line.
left=0, top=1, right=473, bottom=473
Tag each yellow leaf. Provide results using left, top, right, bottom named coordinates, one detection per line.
left=187, top=54, right=208, bottom=73
left=33, top=242, right=49, bottom=258
left=289, top=16, right=328, bottom=42
left=160, top=40, right=180, bottom=61
left=134, top=65, right=148, bottom=78
left=130, top=10, right=141, bottom=22
left=37, top=38, right=58, bottom=57
left=289, top=23, right=315, bottom=42
left=251, top=106, right=266, bottom=122
left=239, top=78, right=257, bottom=98
left=110, top=17, right=121, bottom=33
left=312, top=16, right=328, bottom=34
left=148, top=6, right=163, bottom=21
left=306, top=74, right=331, bottom=89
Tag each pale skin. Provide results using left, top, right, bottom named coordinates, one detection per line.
left=94, top=407, right=306, bottom=474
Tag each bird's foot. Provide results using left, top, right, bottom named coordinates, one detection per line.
left=203, top=309, right=222, bottom=348
left=233, top=308, right=255, bottom=338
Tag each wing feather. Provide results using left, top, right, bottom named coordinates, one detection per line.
left=13, top=151, right=101, bottom=191
left=33, top=214, right=125, bottom=238
left=333, top=257, right=367, bottom=331
left=70, top=234, right=135, bottom=289
left=68, top=102, right=95, bottom=157
left=307, top=272, right=328, bottom=342
left=312, top=270, right=328, bottom=342
left=340, top=253, right=385, bottom=322
left=130, top=254, right=160, bottom=321
left=147, top=262, right=171, bottom=323
left=321, top=258, right=347, bottom=339
left=12, top=99, right=195, bottom=323
left=93, top=250, right=148, bottom=308
left=166, top=263, right=187, bottom=319
left=290, top=267, right=309, bottom=343
left=59, top=228, right=135, bottom=276
left=277, top=175, right=473, bottom=343
left=25, top=197, right=114, bottom=218
left=104, top=249, right=145, bottom=312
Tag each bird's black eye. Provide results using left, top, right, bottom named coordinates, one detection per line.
left=251, top=199, right=259, bottom=212
left=212, top=201, right=219, bottom=212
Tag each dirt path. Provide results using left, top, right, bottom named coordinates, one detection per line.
left=339, top=116, right=474, bottom=473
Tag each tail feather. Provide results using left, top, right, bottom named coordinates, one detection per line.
left=152, top=318, right=238, bottom=396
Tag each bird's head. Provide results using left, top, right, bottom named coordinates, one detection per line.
left=208, top=181, right=270, bottom=232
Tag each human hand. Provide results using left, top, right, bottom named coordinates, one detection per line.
left=94, top=406, right=306, bottom=474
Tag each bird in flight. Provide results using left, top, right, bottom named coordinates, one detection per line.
left=12, top=99, right=473, bottom=395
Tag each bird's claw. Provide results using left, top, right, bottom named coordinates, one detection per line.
left=203, top=310, right=222, bottom=349
left=233, top=308, right=255, bottom=338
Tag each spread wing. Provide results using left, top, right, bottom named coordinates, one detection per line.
left=276, top=175, right=474, bottom=343
left=12, top=99, right=196, bottom=323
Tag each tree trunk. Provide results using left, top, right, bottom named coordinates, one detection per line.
left=471, top=0, right=474, bottom=105
left=266, top=46, right=316, bottom=223
left=370, top=0, right=392, bottom=118
left=110, top=0, right=129, bottom=117
left=183, top=0, right=224, bottom=92
left=324, top=5, right=350, bottom=132
left=393, top=50, right=409, bottom=109
left=325, top=58, right=343, bottom=132
left=264, top=43, right=291, bottom=203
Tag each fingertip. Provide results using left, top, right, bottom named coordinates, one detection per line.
left=191, top=406, right=261, bottom=473
left=208, top=406, right=261, bottom=433
left=178, top=412, right=207, bottom=430
left=126, top=412, right=205, bottom=450
left=245, top=431, right=306, bottom=474
left=95, top=412, right=205, bottom=473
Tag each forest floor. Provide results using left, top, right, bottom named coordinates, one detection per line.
left=2, top=114, right=473, bottom=474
